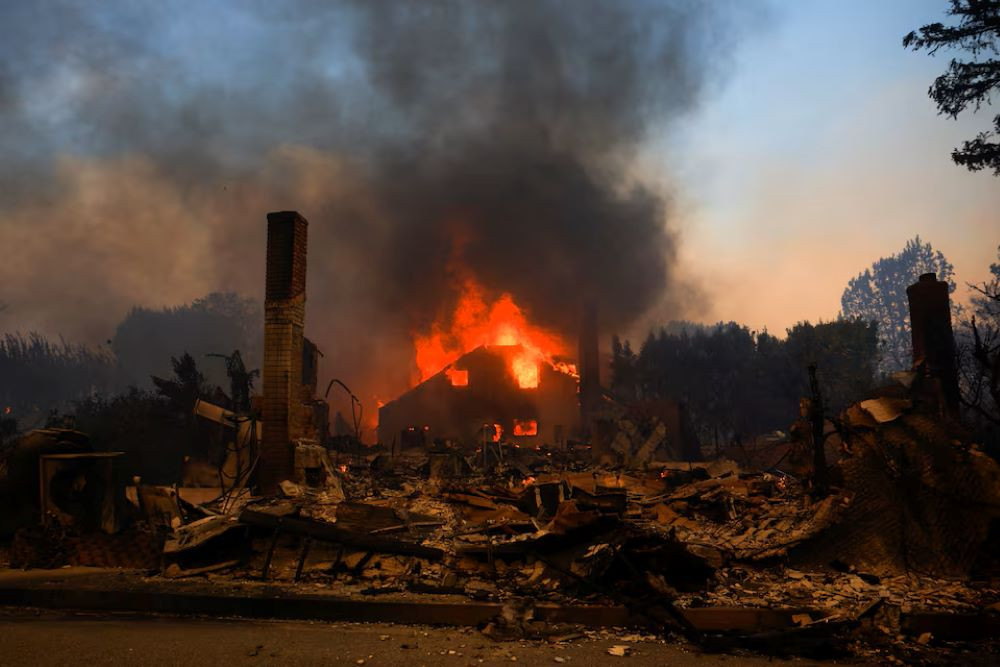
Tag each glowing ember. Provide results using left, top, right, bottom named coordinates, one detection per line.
left=338, top=464, right=348, bottom=474
left=513, top=419, right=538, bottom=437
left=413, top=277, right=577, bottom=388
left=446, top=367, right=469, bottom=387
left=522, top=476, right=536, bottom=486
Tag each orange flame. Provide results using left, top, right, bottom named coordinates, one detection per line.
left=414, top=277, right=577, bottom=388
left=445, top=367, right=469, bottom=386
left=513, top=419, right=538, bottom=437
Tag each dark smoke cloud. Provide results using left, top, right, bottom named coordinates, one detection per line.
left=0, top=0, right=755, bottom=410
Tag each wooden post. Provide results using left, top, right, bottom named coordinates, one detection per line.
left=807, top=364, right=829, bottom=497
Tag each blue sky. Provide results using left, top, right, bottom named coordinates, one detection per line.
left=644, top=0, right=999, bottom=334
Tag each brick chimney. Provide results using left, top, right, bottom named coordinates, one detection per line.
left=259, top=211, right=308, bottom=494
left=906, top=272, right=960, bottom=417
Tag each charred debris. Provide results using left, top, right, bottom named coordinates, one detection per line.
left=1, top=211, right=999, bottom=662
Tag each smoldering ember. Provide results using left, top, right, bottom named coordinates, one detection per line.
left=1, top=2, right=1000, bottom=666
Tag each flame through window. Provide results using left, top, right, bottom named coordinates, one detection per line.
left=446, top=367, right=468, bottom=386
left=513, top=419, right=538, bottom=437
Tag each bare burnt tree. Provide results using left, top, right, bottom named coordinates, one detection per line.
left=957, top=245, right=1000, bottom=433
left=206, top=349, right=259, bottom=413
left=807, top=364, right=830, bottom=497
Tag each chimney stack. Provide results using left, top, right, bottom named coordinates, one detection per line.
left=906, top=272, right=960, bottom=417
left=259, top=211, right=309, bottom=495
left=578, top=299, right=601, bottom=439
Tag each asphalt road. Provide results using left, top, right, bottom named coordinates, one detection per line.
left=0, top=608, right=839, bottom=667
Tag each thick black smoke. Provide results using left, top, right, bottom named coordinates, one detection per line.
left=343, top=0, right=732, bottom=333
left=0, top=0, right=752, bottom=411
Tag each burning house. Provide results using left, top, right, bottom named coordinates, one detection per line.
left=377, top=283, right=700, bottom=460
left=375, top=267, right=604, bottom=450
left=376, top=275, right=587, bottom=449
left=378, top=343, right=580, bottom=449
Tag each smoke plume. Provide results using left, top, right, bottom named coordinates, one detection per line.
left=0, top=1, right=752, bottom=409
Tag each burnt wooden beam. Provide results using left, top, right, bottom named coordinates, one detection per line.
left=240, top=509, right=444, bottom=560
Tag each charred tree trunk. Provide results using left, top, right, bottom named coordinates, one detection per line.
left=971, top=316, right=1000, bottom=425
left=808, top=364, right=829, bottom=497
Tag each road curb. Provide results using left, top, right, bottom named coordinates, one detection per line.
left=0, top=584, right=818, bottom=631
left=4, top=582, right=993, bottom=640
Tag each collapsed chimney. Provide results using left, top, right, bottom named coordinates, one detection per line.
left=259, top=211, right=309, bottom=494
left=578, top=299, right=601, bottom=440
left=906, top=272, right=960, bottom=417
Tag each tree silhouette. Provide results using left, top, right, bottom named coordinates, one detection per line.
left=956, top=244, right=1000, bottom=434
left=610, top=320, right=877, bottom=448
left=151, top=352, right=209, bottom=414
left=610, top=334, right=638, bottom=402
left=841, top=236, right=956, bottom=376
left=0, top=332, right=114, bottom=424
left=112, top=292, right=261, bottom=391
left=904, top=0, right=1000, bottom=174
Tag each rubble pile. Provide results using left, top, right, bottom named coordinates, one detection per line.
left=642, top=465, right=849, bottom=564
left=2, top=388, right=999, bottom=662
left=170, top=450, right=721, bottom=607
left=685, top=566, right=998, bottom=616
left=127, top=430, right=999, bottom=619
left=794, top=396, right=1000, bottom=577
